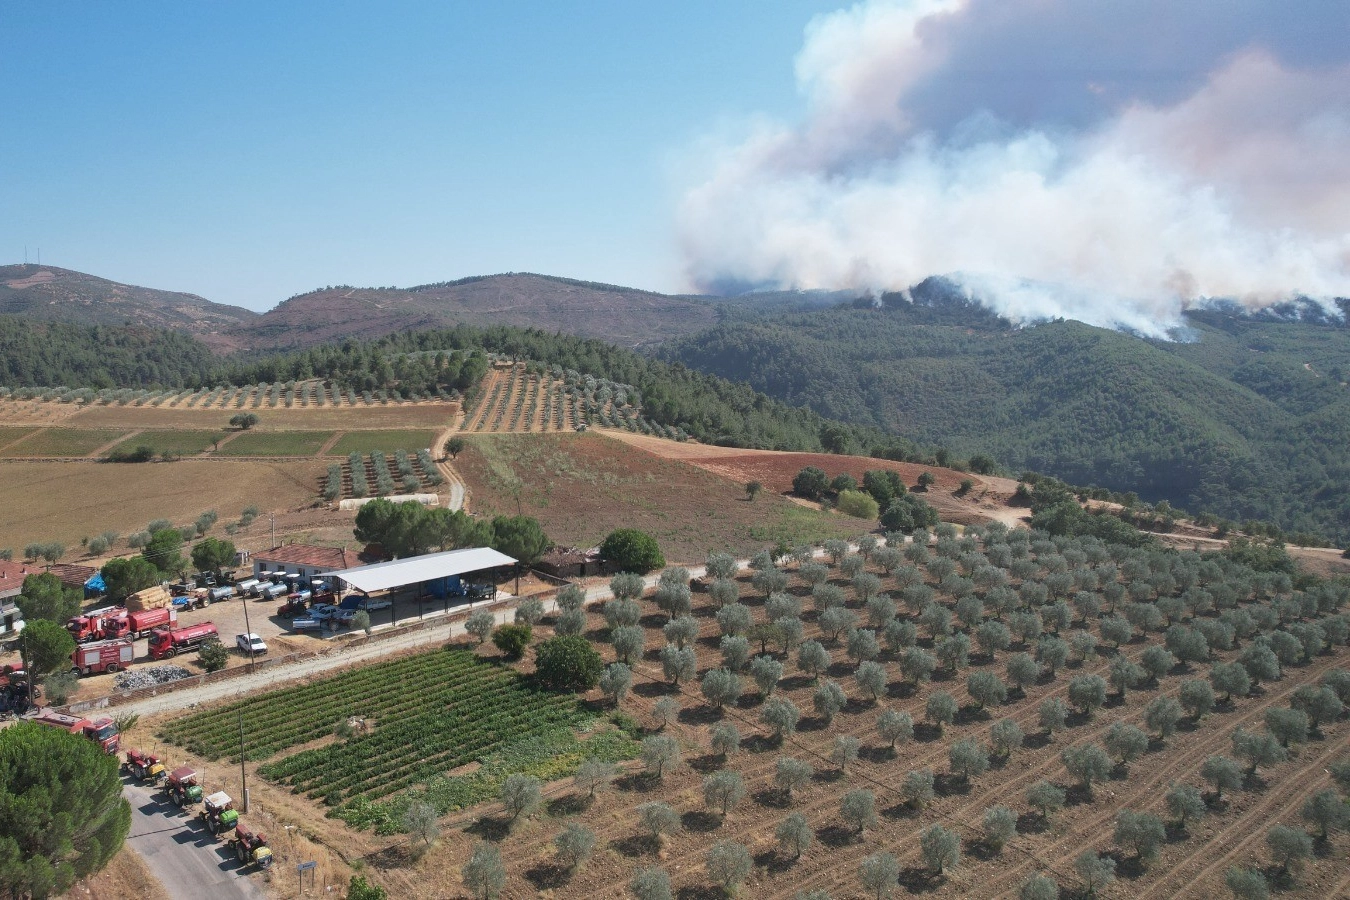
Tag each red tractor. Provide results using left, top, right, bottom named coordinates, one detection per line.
left=231, top=824, right=274, bottom=868
left=122, top=749, right=167, bottom=783
left=164, top=765, right=203, bottom=807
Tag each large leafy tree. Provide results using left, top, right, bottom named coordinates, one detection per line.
left=99, top=556, right=159, bottom=601
left=17, top=620, right=76, bottom=701
left=190, top=537, right=236, bottom=576
left=0, top=723, right=132, bottom=898
left=141, top=528, right=185, bottom=576
left=16, top=574, right=80, bottom=624
left=598, top=529, right=664, bottom=574
left=491, top=516, right=549, bottom=566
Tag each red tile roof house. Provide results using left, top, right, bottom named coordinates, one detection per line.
left=251, top=545, right=352, bottom=581
left=0, top=565, right=33, bottom=637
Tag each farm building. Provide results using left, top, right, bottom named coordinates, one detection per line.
left=321, top=547, right=517, bottom=601
left=44, top=563, right=97, bottom=593
left=0, top=567, right=28, bottom=637
left=536, top=546, right=602, bottom=579
left=252, top=544, right=353, bottom=582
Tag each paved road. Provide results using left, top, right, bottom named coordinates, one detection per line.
left=123, top=778, right=265, bottom=900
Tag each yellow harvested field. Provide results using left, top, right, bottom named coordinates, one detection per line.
left=63, top=402, right=458, bottom=431
left=0, top=459, right=326, bottom=549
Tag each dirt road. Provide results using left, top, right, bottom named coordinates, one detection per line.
left=123, top=778, right=265, bottom=900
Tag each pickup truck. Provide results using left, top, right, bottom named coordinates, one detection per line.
left=235, top=633, right=268, bottom=655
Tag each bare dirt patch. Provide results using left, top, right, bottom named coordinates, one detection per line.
left=75, top=845, right=173, bottom=900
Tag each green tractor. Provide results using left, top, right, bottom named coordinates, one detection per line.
left=165, top=766, right=203, bottom=808
left=201, top=791, right=239, bottom=835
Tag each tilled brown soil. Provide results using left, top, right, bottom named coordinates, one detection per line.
left=352, top=563, right=1349, bottom=900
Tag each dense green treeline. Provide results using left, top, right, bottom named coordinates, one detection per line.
left=221, top=324, right=920, bottom=454
left=657, top=296, right=1350, bottom=542
left=0, top=316, right=214, bottom=388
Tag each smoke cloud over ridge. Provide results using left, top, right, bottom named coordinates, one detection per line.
left=678, top=0, right=1350, bottom=336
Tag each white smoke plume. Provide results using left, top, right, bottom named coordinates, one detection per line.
left=678, top=0, right=1350, bottom=336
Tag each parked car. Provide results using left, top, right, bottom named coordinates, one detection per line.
left=235, top=633, right=268, bottom=655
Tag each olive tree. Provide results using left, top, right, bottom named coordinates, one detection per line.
left=859, top=852, right=900, bottom=899
left=642, top=735, right=681, bottom=779
left=901, top=769, right=935, bottom=810
left=637, top=802, right=681, bottom=843
left=500, top=774, right=542, bottom=824
left=1074, top=851, right=1115, bottom=897
left=920, top=825, right=960, bottom=875
left=1266, top=824, right=1312, bottom=877
left=840, top=789, right=877, bottom=834
left=705, top=840, right=752, bottom=895
left=599, top=662, right=632, bottom=706
left=1164, top=783, right=1206, bottom=830
left=1027, top=780, right=1065, bottom=820
left=774, top=756, right=813, bottom=801
left=877, top=709, right=913, bottom=751
left=631, top=867, right=672, bottom=900
left=553, top=821, right=596, bottom=871
left=761, top=697, right=802, bottom=742
left=983, top=805, right=1018, bottom=853
left=776, top=812, right=813, bottom=860
left=1061, top=743, right=1112, bottom=796
left=813, top=680, right=847, bottom=724
left=1200, top=755, right=1244, bottom=801
left=702, top=771, right=747, bottom=819
left=462, top=842, right=506, bottom=900
left=1114, top=810, right=1165, bottom=863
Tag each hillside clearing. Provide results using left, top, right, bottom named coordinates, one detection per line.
left=456, top=432, right=858, bottom=561
left=328, top=429, right=440, bottom=455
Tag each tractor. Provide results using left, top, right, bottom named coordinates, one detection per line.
left=231, top=824, right=274, bottom=868
left=122, top=749, right=166, bottom=783
left=201, top=791, right=238, bottom=835
left=164, top=766, right=203, bottom=808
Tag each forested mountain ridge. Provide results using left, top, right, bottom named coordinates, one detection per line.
left=657, top=291, right=1350, bottom=542
left=237, top=273, right=720, bottom=350
left=0, top=264, right=256, bottom=345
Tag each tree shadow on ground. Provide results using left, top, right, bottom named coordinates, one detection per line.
left=1023, top=731, right=1052, bottom=750
left=676, top=887, right=725, bottom=900
left=524, top=862, right=572, bottom=891
left=689, top=753, right=726, bottom=775
left=464, top=816, right=511, bottom=842
left=1017, top=811, right=1048, bottom=834
left=965, top=838, right=1001, bottom=862
left=753, top=849, right=798, bottom=875
left=954, top=705, right=990, bottom=726
left=752, top=787, right=790, bottom=809
left=677, top=704, right=723, bottom=726
left=615, top=772, right=659, bottom=793
left=882, top=801, right=920, bottom=820
left=632, top=681, right=673, bottom=699
left=899, top=867, right=943, bottom=894
left=913, top=723, right=943, bottom=743
left=934, top=774, right=971, bottom=797
left=816, top=824, right=858, bottom=848
left=545, top=793, right=590, bottom=817
left=610, top=834, right=658, bottom=858
left=681, top=810, right=722, bottom=833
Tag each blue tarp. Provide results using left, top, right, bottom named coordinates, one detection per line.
left=84, top=572, right=106, bottom=594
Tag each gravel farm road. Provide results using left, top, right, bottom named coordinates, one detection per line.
left=122, top=778, right=265, bottom=900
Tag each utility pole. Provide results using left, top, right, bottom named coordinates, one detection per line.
left=237, top=710, right=249, bottom=813
left=241, top=593, right=256, bottom=672
left=270, top=515, right=276, bottom=549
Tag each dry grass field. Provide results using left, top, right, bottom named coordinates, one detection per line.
left=0, top=459, right=326, bottom=551
left=455, top=432, right=859, bottom=561
left=0, top=396, right=458, bottom=432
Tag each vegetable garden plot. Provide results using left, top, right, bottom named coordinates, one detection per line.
left=158, top=649, right=603, bottom=815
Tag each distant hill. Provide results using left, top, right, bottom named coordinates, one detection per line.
left=239, top=273, right=720, bottom=350
left=656, top=282, right=1350, bottom=542
left=0, top=265, right=257, bottom=349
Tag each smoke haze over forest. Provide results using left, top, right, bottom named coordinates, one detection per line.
left=678, top=0, right=1350, bottom=336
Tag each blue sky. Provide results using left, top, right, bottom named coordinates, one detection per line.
left=1, top=1, right=838, bottom=309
